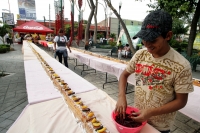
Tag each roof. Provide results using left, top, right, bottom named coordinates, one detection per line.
left=13, top=20, right=54, bottom=33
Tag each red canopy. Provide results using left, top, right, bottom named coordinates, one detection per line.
left=13, top=20, right=54, bottom=33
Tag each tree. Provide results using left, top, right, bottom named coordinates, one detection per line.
left=93, top=0, right=98, bottom=44
left=110, top=33, right=116, bottom=39
left=85, top=0, right=95, bottom=45
left=65, top=22, right=78, bottom=37
left=0, top=23, right=11, bottom=43
left=172, top=18, right=189, bottom=41
left=65, top=22, right=85, bottom=38
left=104, top=0, right=135, bottom=54
left=147, top=0, right=200, bottom=56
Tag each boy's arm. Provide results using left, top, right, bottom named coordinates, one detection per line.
left=115, top=70, right=131, bottom=118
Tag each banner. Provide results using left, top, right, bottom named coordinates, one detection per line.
left=193, top=33, right=200, bottom=50
left=18, top=0, right=36, bottom=20
left=2, top=12, right=14, bottom=25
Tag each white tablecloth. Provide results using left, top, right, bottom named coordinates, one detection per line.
left=8, top=91, right=160, bottom=133
left=23, top=42, right=98, bottom=104
left=75, top=53, right=99, bottom=66
left=7, top=98, right=83, bottom=133
left=179, top=85, right=200, bottom=122
left=24, top=60, right=60, bottom=104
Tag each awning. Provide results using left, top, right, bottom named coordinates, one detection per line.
left=13, top=20, right=53, bottom=33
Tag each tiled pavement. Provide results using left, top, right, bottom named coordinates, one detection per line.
left=0, top=44, right=28, bottom=133
left=0, top=44, right=200, bottom=133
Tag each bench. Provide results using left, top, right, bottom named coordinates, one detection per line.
left=109, top=47, right=118, bottom=56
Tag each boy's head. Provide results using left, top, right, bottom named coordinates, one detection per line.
left=133, top=10, right=173, bottom=58
left=133, top=10, right=172, bottom=41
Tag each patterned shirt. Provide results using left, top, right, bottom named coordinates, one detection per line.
left=126, top=47, right=194, bottom=131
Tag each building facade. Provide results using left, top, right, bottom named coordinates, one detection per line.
left=98, top=17, right=142, bottom=40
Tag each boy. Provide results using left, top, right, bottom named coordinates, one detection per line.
left=115, top=10, right=193, bottom=133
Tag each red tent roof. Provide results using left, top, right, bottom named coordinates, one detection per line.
left=13, top=20, right=54, bottom=33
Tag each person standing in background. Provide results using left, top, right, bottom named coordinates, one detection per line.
left=118, top=46, right=122, bottom=60
left=5, top=33, right=9, bottom=44
left=54, top=29, right=71, bottom=67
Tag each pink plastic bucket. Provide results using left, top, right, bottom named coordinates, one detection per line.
left=112, top=106, right=147, bottom=133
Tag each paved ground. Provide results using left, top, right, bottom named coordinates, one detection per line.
left=0, top=44, right=27, bottom=133
left=0, top=44, right=200, bottom=133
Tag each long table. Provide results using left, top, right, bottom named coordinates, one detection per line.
left=179, top=85, right=200, bottom=122
left=68, top=49, right=136, bottom=86
left=66, top=47, right=200, bottom=123
left=7, top=41, right=160, bottom=133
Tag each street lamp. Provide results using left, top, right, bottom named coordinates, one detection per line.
left=118, top=1, right=122, bottom=38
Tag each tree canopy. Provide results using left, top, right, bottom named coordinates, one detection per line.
left=147, top=0, right=200, bottom=56
left=147, top=0, right=195, bottom=18
left=172, top=18, right=189, bottom=36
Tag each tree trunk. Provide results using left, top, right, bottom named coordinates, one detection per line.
left=85, top=0, right=95, bottom=45
left=187, top=0, right=200, bottom=56
left=104, top=0, right=136, bottom=54
left=93, top=0, right=98, bottom=44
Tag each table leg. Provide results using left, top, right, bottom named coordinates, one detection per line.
left=81, top=64, right=96, bottom=75
left=103, top=72, right=118, bottom=89
left=74, top=59, right=84, bottom=70
left=125, top=83, right=134, bottom=94
left=68, top=57, right=75, bottom=62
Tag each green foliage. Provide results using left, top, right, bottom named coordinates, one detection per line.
left=0, top=45, right=10, bottom=53
left=110, top=33, right=116, bottom=39
left=108, top=40, right=117, bottom=47
left=169, top=39, right=180, bottom=48
left=0, top=23, right=11, bottom=38
left=97, top=33, right=104, bottom=39
left=180, top=40, right=188, bottom=49
left=83, top=20, right=88, bottom=24
left=65, top=24, right=71, bottom=35
left=172, top=18, right=189, bottom=36
left=147, top=0, right=195, bottom=18
left=169, top=39, right=189, bottom=52
left=65, top=22, right=85, bottom=37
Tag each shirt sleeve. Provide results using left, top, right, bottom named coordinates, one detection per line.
left=64, top=36, right=68, bottom=42
left=174, top=64, right=194, bottom=93
left=54, top=36, right=58, bottom=42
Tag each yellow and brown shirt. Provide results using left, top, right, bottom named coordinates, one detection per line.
left=126, top=47, right=194, bottom=131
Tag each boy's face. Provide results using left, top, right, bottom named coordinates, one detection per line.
left=142, top=31, right=172, bottom=58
